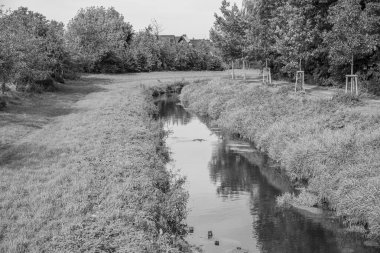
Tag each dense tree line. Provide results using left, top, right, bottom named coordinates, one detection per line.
left=66, top=7, right=223, bottom=73
left=0, top=7, right=74, bottom=92
left=0, top=6, right=223, bottom=93
left=211, top=0, right=380, bottom=94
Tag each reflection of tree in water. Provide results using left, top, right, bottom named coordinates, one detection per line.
left=155, top=96, right=192, bottom=126
left=249, top=187, right=342, bottom=253
left=208, top=138, right=375, bottom=253
left=209, top=139, right=259, bottom=198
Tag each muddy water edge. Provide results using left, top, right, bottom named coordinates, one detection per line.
left=154, top=94, right=378, bottom=253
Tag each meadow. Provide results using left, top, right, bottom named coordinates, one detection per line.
left=181, top=79, right=380, bottom=239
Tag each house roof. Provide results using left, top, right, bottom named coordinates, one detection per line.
left=189, top=39, right=211, bottom=48
left=158, top=35, right=177, bottom=44
left=178, top=35, right=189, bottom=43
left=159, top=35, right=175, bottom=39
left=159, top=34, right=191, bottom=43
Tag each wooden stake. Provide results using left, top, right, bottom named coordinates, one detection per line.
left=243, top=60, right=246, bottom=80
left=231, top=61, right=235, bottom=80
left=269, top=68, right=272, bottom=84
left=295, top=71, right=305, bottom=92
left=346, top=75, right=359, bottom=95
left=354, top=76, right=358, bottom=96
left=345, top=76, right=348, bottom=93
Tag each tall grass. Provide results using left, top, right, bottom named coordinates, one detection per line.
left=181, top=79, right=380, bottom=239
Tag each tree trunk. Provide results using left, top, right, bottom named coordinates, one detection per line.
left=243, top=60, right=246, bottom=80
left=1, top=81, right=6, bottom=95
left=351, top=54, right=354, bottom=75
left=299, top=58, right=302, bottom=71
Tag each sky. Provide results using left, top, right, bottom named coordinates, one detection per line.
left=2, top=0, right=242, bottom=39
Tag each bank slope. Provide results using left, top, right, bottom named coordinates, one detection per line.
left=181, top=79, right=380, bottom=240
left=0, top=78, right=187, bottom=252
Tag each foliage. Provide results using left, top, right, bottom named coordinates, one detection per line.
left=325, top=0, right=378, bottom=79
left=1, top=5, right=223, bottom=91
left=212, top=0, right=380, bottom=94
left=66, top=6, right=133, bottom=73
left=133, top=27, right=162, bottom=71
left=210, top=0, right=249, bottom=62
left=272, top=1, right=315, bottom=75
left=0, top=7, right=77, bottom=92
left=66, top=8, right=224, bottom=73
left=181, top=79, right=380, bottom=238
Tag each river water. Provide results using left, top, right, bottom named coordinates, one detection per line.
left=156, top=95, right=377, bottom=253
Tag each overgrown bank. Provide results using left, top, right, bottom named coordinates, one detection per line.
left=181, top=80, right=380, bottom=239
left=0, top=77, right=188, bottom=252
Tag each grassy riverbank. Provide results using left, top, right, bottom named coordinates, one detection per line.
left=181, top=79, right=380, bottom=239
left=0, top=75, right=190, bottom=252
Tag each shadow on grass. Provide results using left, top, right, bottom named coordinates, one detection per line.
left=2, top=77, right=110, bottom=118
left=0, top=76, right=111, bottom=163
left=0, top=143, right=68, bottom=169
left=0, top=114, right=46, bottom=129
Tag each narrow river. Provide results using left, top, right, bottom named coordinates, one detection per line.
left=156, top=95, right=377, bottom=253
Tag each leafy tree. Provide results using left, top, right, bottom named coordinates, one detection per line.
left=249, top=0, right=285, bottom=65
left=0, top=7, right=69, bottom=91
left=158, top=40, right=177, bottom=70
left=325, top=0, right=377, bottom=78
left=271, top=0, right=334, bottom=76
left=210, top=0, right=248, bottom=62
left=271, top=1, right=311, bottom=75
left=66, top=6, right=133, bottom=72
left=131, top=27, right=162, bottom=72
left=0, top=8, right=17, bottom=93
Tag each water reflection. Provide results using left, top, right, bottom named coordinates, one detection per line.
left=155, top=96, right=377, bottom=253
left=155, top=94, right=191, bottom=126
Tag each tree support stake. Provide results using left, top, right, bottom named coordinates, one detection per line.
left=295, top=71, right=305, bottom=92
left=345, top=75, right=358, bottom=96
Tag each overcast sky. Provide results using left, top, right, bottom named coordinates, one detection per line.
left=2, top=0, right=242, bottom=39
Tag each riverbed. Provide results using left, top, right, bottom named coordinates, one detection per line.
left=156, top=95, right=377, bottom=253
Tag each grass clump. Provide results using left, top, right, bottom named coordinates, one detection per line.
left=181, top=79, right=380, bottom=239
left=332, top=91, right=362, bottom=106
